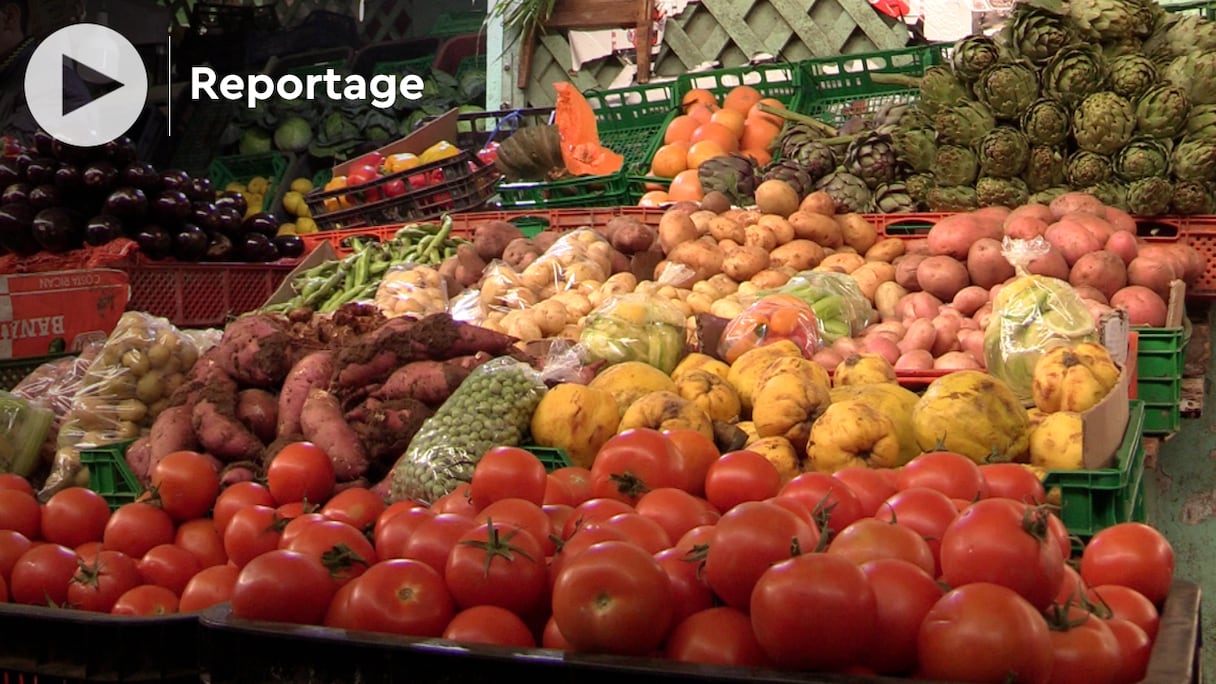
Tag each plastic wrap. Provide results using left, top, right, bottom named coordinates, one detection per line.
left=0, top=393, right=53, bottom=477
left=984, top=237, right=1099, bottom=404
left=579, top=292, right=688, bottom=374
left=518, top=228, right=614, bottom=299
left=11, top=340, right=104, bottom=477
left=718, top=294, right=822, bottom=364
left=374, top=263, right=450, bottom=319
left=389, top=357, right=547, bottom=504
left=767, top=270, right=875, bottom=343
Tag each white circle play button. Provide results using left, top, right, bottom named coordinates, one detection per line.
left=23, top=23, right=148, bottom=147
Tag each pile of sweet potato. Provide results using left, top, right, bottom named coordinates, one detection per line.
left=127, top=305, right=517, bottom=490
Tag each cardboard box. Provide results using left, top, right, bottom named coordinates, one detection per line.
left=263, top=242, right=339, bottom=308
left=1079, top=350, right=1133, bottom=470
left=0, top=269, right=129, bottom=360
left=331, top=109, right=459, bottom=177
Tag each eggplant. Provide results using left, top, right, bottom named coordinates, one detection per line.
left=25, top=157, right=57, bottom=186
left=273, top=234, right=306, bottom=259
left=82, top=161, right=119, bottom=194
left=204, top=231, right=235, bottom=261
left=159, top=169, right=190, bottom=192
left=53, top=164, right=82, bottom=193
left=242, top=211, right=279, bottom=238
left=104, top=137, right=137, bottom=167
left=0, top=158, right=21, bottom=189
left=185, top=177, right=215, bottom=203
left=103, top=187, right=148, bottom=222
left=29, top=184, right=60, bottom=210
left=134, top=224, right=173, bottom=260
left=32, top=130, right=55, bottom=157
left=121, top=162, right=159, bottom=190
left=2, top=183, right=30, bottom=205
left=214, top=191, right=247, bottom=217
left=151, top=190, right=191, bottom=226
left=212, top=205, right=243, bottom=238
left=0, top=202, right=39, bottom=255
left=238, top=232, right=279, bottom=262
left=13, top=152, right=33, bottom=176
left=51, top=139, right=89, bottom=164
left=173, top=223, right=209, bottom=261
left=84, top=214, right=124, bottom=246
left=190, top=201, right=219, bottom=231
left=31, top=207, right=81, bottom=252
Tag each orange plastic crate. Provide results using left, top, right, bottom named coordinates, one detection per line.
left=120, top=257, right=298, bottom=327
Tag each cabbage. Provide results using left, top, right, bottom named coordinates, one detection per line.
left=273, top=117, right=314, bottom=152
left=238, top=127, right=272, bottom=155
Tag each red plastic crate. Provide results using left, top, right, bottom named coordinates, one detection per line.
left=1176, top=215, right=1216, bottom=298
left=119, top=257, right=298, bottom=327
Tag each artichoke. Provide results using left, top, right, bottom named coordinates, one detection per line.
left=1073, top=91, right=1137, bottom=156
left=844, top=131, right=901, bottom=189
left=886, top=125, right=937, bottom=173
left=932, top=145, right=980, bottom=187
left=1042, top=47, right=1108, bottom=107
left=918, top=65, right=972, bottom=114
left=1030, top=187, right=1071, bottom=205
left=1135, top=84, right=1192, bottom=139
left=1126, top=177, right=1173, bottom=216
left=973, top=62, right=1041, bottom=121
left=778, top=123, right=826, bottom=163
left=976, top=176, right=1031, bottom=208
left=934, top=100, right=997, bottom=147
left=697, top=153, right=758, bottom=205
left=1007, top=5, right=1078, bottom=65
left=1020, top=98, right=1071, bottom=148
left=1068, top=0, right=1154, bottom=43
left=1107, top=54, right=1159, bottom=101
left=1143, top=15, right=1216, bottom=64
left=761, top=160, right=816, bottom=198
left=1113, top=136, right=1172, bottom=181
left=873, top=182, right=919, bottom=213
left=1163, top=52, right=1216, bottom=106
left=1170, top=179, right=1216, bottom=214
left=1067, top=150, right=1114, bottom=187
left=952, top=35, right=1004, bottom=82
left=1186, top=104, right=1216, bottom=141
left=872, top=102, right=933, bottom=130
left=814, top=170, right=874, bottom=213
left=977, top=126, right=1031, bottom=178
left=905, top=173, right=937, bottom=208
left=1024, top=146, right=1068, bottom=192
left=781, top=136, right=838, bottom=181
left=926, top=185, right=980, bottom=212
left=1171, top=137, right=1216, bottom=181
left=1084, top=181, right=1130, bottom=210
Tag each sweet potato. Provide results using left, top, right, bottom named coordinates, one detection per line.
left=1069, top=251, right=1127, bottom=301
left=124, top=436, right=153, bottom=485
left=347, top=397, right=433, bottom=476
left=926, top=213, right=1004, bottom=259
left=916, top=255, right=970, bottom=301
left=214, top=314, right=296, bottom=389
left=966, top=238, right=1015, bottom=289
left=375, top=360, right=472, bottom=406
left=473, top=221, right=525, bottom=261
left=148, top=404, right=199, bottom=469
left=193, top=387, right=264, bottom=463
left=300, top=388, right=369, bottom=481
left=278, top=350, right=335, bottom=437
left=237, top=389, right=278, bottom=445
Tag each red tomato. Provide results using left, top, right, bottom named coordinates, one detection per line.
left=939, top=498, right=1065, bottom=611
left=278, top=512, right=326, bottom=549
left=979, top=462, right=1047, bottom=504
left=1046, top=606, right=1122, bottom=684
left=430, top=483, right=477, bottom=517
left=138, top=544, right=201, bottom=595
left=1106, top=618, right=1152, bottom=684
left=375, top=501, right=419, bottom=531
left=345, top=559, right=455, bottom=637
left=222, top=505, right=284, bottom=568
left=897, top=450, right=988, bottom=500
left=150, top=450, right=220, bottom=522
left=374, top=506, right=434, bottom=560
left=0, top=473, right=34, bottom=495
left=1080, top=522, right=1175, bottom=606
left=634, top=488, right=719, bottom=544
left=542, top=504, right=575, bottom=540
left=0, top=489, right=40, bottom=539
left=551, top=540, right=673, bottom=656
left=443, top=605, right=537, bottom=647
left=275, top=501, right=317, bottom=519
left=470, top=446, right=547, bottom=510
left=703, top=500, right=820, bottom=609
left=673, top=525, right=716, bottom=556
left=665, top=606, right=770, bottom=667
left=1055, top=562, right=1085, bottom=608
left=703, top=450, right=782, bottom=513
left=750, top=552, right=878, bottom=670
left=859, top=558, right=945, bottom=675
left=542, top=614, right=572, bottom=649
left=474, top=498, right=555, bottom=556
left=549, top=467, right=593, bottom=505
left=282, top=519, right=378, bottom=587
left=179, top=564, right=240, bottom=613
left=231, top=549, right=336, bottom=624
left=266, top=442, right=335, bottom=506
left=320, top=487, right=386, bottom=533
left=874, top=486, right=959, bottom=575
left=111, top=584, right=180, bottom=616
left=75, top=541, right=103, bottom=559
left=918, top=583, right=1053, bottom=684
left=102, top=502, right=175, bottom=559
left=548, top=522, right=632, bottom=582
left=67, top=549, right=141, bottom=612
left=401, top=513, right=478, bottom=575
left=212, top=481, right=275, bottom=534
left=1087, top=584, right=1160, bottom=640
left=543, top=475, right=574, bottom=506
left=778, top=472, right=864, bottom=538
left=0, top=574, right=6, bottom=602
left=599, top=513, right=671, bottom=554
left=1046, top=510, right=1073, bottom=562
left=41, top=487, right=110, bottom=547
left=10, top=543, right=78, bottom=606
left=654, top=547, right=715, bottom=629
left=444, top=521, right=547, bottom=616
left=174, top=518, right=228, bottom=568
left=663, top=428, right=720, bottom=496
left=561, top=497, right=634, bottom=539
left=590, top=429, right=684, bottom=505
left=831, top=466, right=898, bottom=518
left=0, top=530, right=32, bottom=584
left=323, top=577, right=360, bottom=629
left=828, top=517, right=936, bottom=576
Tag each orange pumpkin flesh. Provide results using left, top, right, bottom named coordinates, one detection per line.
left=554, top=82, right=624, bottom=176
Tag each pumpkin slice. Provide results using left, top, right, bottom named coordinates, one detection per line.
left=554, top=82, right=624, bottom=177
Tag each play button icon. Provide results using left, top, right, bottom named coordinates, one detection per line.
left=23, top=23, right=148, bottom=147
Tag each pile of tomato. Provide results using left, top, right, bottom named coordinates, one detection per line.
left=0, top=430, right=1177, bottom=683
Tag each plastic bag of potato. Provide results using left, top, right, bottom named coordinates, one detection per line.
left=374, top=264, right=449, bottom=318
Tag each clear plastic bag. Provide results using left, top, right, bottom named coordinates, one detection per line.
left=578, top=291, right=688, bottom=374
left=11, top=340, right=104, bottom=477
left=374, top=263, right=450, bottom=318
left=517, top=228, right=614, bottom=299
left=0, top=392, right=53, bottom=477
left=766, top=270, right=875, bottom=343
left=718, top=294, right=822, bottom=364
left=984, top=237, right=1099, bottom=403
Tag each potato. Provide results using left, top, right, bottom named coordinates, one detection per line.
left=895, top=349, right=935, bottom=371
left=789, top=211, right=844, bottom=248
left=757, top=214, right=796, bottom=245
left=749, top=268, right=792, bottom=289
left=1003, top=215, right=1049, bottom=239
left=1004, top=203, right=1054, bottom=229
left=1126, top=256, right=1176, bottom=300
left=689, top=210, right=718, bottom=235
left=1073, top=285, right=1109, bottom=305
left=1104, top=206, right=1137, bottom=234
left=926, top=213, right=1004, bottom=259
left=709, top=215, right=746, bottom=243
left=906, top=238, right=931, bottom=255
left=668, top=238, right=724, bottom=282
left=894, top=254, right=927, bottom=291
left=799, top=191, right=837, bottom=216
left=916, top=255, right=970, bottom=301
left=769, top=239, right=825, bottom=271
left=743, top=223, right=779, bottom=251
left=850, top=262, right=896, bottom=301
left=966, top=238, right=1016, bottom=289
left=837, top=213, right=878, bottom=253
left=1025, top=245, right=1070, bottom=280
left=722, top=245, right=771, bottom=282
left=934, top=351, right=983, bottom=370
left=1105, top=232, right=1139, bottom=265
left=1069, top=251, right=1127, bottom=301
left=659, top=209, right=699, bottom=253
left=860, top=334, right=901, bottom=366
left=1049, top=191, right=1107, bottom=218
left=865, top=237, right=906, bottom=262
left=899, top=318, right=937, bottom=354
left=1045, top=220, right=1106, bottom=266
left=951, top=285, right=990, bottom=317
left=930, top=314, right=962, bottom=357
left=818, top=252, right=866, bottom=274
left=1111, top=285, right=1168, bottom=326
left=874, top=281, right=908, bottom=321
left=897, top=292, right=944, bottom=323
left=608, top=219, right=657, bottom=254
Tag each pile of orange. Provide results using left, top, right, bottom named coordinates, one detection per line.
left=641, top=85, right=786, bottom=205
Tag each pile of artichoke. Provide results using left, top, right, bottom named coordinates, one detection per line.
left=782, top=0, right=1216, bottom=215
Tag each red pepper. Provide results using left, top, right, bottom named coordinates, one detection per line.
left=382, top=179, right=407, bottom=198
left=353, top=152, right=385, bottom=171
left=476, top=143, right=500, bottom=167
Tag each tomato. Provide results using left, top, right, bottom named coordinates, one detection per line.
left=266, top=442, right=335, bottom=506
left=443, top=605, right=537, bottom=647
left=222, top=505, right=285, bottom=568
left=827, top=517, right=935, bottom=575
left=282, top=519, right=378, bottom=587
left=40, top=487, right=110, bottom=547
left=401, top=513, right=478, bottom=575
left=703, top=450, right=782, bottom=513
left=750, top=552, right=877, bottom=670
left=212, top=481, right=275, bottom=533
left=596, top=513, right=669, bottom=554
left=278, top=512, right=326, bottom=549
left=548, top=522, right=632, bottom=583
left=543, top=475, right=574, bottom=506
left=179, top=564, right=240, bottom=613
left=470, top=446, right=547, bottom=510
left=673, top=524, right=716, bottom=556
left=542, top=504, right=574, bottom=541
left=897, top=450, right=988, bottom=501
left=474, top=498, right=555, bottom=556
left=65, top=549, right=140, bottom=612
left=1046, top=605, right=1122, bottom=684
left=542, top=614, right=572, bottom=649
left=431, top=483, right=477, bottom=518
left=137, top=544, right=201, bottom=595
left=0, top=574, right=6, bottom=602
left=654, top=546, right=714, bottom=628
left=323, top=577, right=360, bottom=629
left=102, top=502, right=175, bottom=559
left=231, top=549, right=336, bottom=624
left=1080, top=522, right=1175, bottom=606
left=1106, top=618, right=1152, bottom=684
left=703, top=500, right=820, bottom=609
left=859, top=558, right=945, bottom=675
left=979, top=462, right=1047, bottom=504
left=939, top=499, right=1065, bottom=611
left=111, top=584, right=180, bottom=616
left=75, top=541, right=103, bottom=559
left=634, top=488, right=719, bottom=545
left=150, top=450, right=220, bottom=522
left=831, top=465, right=898, bottom=518
left=1046, top=510, right=1073, bottom=562
left=665, top=606, right=770, bottom=667
left=374, top=506, right=434, bottom=559
left=376, top=501, right=418, bottom=530
left=549, top=467, right=593, bottom=505
left=10, top=543, right=78, bottom=606
left=561, top=497, right=634, bottom=539
left=663, top=428, right=720, bottom=496
left=874, top=486, right=959, bottom=575
left=320, top=487, right=386, bottom=534
left=345, top=559, right=454, bottom=636
left=1086, top=584, right=1160, bottom=640
left=0, top=489, right=41, bottom=539
left=1056, top=562, right=1085, bottom=608
left=0, top=530, right=32, bottom=583
left=174, top=518, right=228, bottom=568
left=0, top=473, right=34, bottom=495
left=590, top=429, right=684, bottom=505
left=918, top=583, right=1053, bottom=684
left=778, top=472, right=864, bottom=539
left=551, top=540, right=673, bottom=656
left=444, top=521, right=547, bottom=616
left=275, top=500, right=317, bottom=519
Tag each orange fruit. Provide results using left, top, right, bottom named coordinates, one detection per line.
left=747, top=97, right=787, bottom=126
left=687, top=102, right=716, bottom=124
left=650, top=143, right=690, bottom=178
left=681, top=88, right=718, bottom=112
left=686, top=140, right=727, bottom=169
left=709, top=108, right=746, bottom=141
left=639, top=190, right=671, bottom=207
left=740, top=118, right=782, bottom=153
left=690, top=122, right=739, bottom=152
left=743, top=147, right=772, bottom=166
left=723, top=85, right=763, bottom=115
left=664, top=115, right=699, bottom=145
left=668, top=169, right=704, bottom=202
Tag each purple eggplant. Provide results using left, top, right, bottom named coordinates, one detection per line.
left=212, top=205, right=243, bottom=238
left=0, top=202, right=39, bottom=255
left=121, top=162, right=159, bottom=190
left=31, top=207, right=81, bottom=252
left=32, top=130, right=55, bottom=157
left=159, top=169, right=190, bottom=192
left=53, top=164, right=82, bottom=193
left=273, top=234, right=305, bottom=259
left=2, top=183, right=30, bottom=205
left=134, top=224, right=173, bottom=260
left=29, top=184, right=60, bottom=210
left=0, top=158, right=21, bottom=189
left=238, top=232, right=279, bottom=262
left=186, top=177, right=215, bottom=203
left=214, top=191, right=247, bottom=217
left=204, top=231, right=235, bottom=261
left=241, top=212, right=279, bottom=238
left=25, top=157, right=57, bottom=186
left=82, top=161, right=119, bottom=194
left=190, top=201, right=219, bottom=231
left=84, top=214, right=124, bottom=246
left=104, top=137, right=137, bottom=166
left=103, top=187, right=148, bottom=222
left=172, top=223, right=209, bottom=261
left=151, top=190, right=191, bottom=226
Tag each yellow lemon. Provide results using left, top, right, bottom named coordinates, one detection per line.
left=277, top=223, right=297, bottom=236
left=225, top=182, right=246, bottom=193
left=247, top=176, right=269, bottom=194
left=282, top=191, right=304, bottom=214
left=295, top=217, right=318, bottom=234
left=289, top=177, right=314, bottom=193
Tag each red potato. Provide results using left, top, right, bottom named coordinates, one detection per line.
left=957, top=316, right=980, bottom=331
left=861, top=334, right=901, bottom=366
left=895, top=254, right=928, bottom=291
left=1025, top=245, right=1070, bottom=280
left=973, top=303, right=994, bottom=330
left=1045, top=220, right=1105, bottom=266
left=374, top=360, right=472, bottom=407
left=1003, top=216, right=1049, bottom=239
left=895, top=349, right=934, bottom=371
left=971, top=206, right=1013, bottom=224
left=1068, top=212, right=1115, bottom=245
left=934, top=352, right=983, bottom=370
left=917, top=255, right=971, bottom=301
left=930, top=315, right=962, bottom=358
left=865, top=321, right=907, bottom=342
left=906, top=238, right=931, bottom=255
left=951, top=286, right=990, bottom=317
left=926, top=214, right=1004, bottom=259
left=277, top=351, right=336, bottom=438
left=1069, top=251, right=1127, bottom=302
left=1049, top=192, right=1107, bottom=218
left=897, top=292, right=944, bottom=322
left=148, top=405, right=199, bottom=470
left=1149, top=243, right=1205, bottom=284
left=1127, top=256, right=1177, bottom=300
left=1111, top=286, right=1168, bottom=327
left=300, top=388, right=370, bottom=482
left=1105, top=232, right=1139, bottom=265
left=1104, top=206, right=1138, bottom=234
left=958, top=329, right=986, bottom=362
left=237, top=389, right=278, bottom=445
left=812, top=348, right=845, bottom=370
left=831, top=336, right=860, bottom=358
left=1004, top=204, right=1054, bottom=230
left=124, top=437, right=153, bottom=485
left=966, top=238, right=1016, bottom=289
left=899, top=318, right=937, bottom=355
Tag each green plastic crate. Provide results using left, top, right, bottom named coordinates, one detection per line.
left=1135, top=326, right=1185, bottom=379
left=673, top=62, right=808, bottom=115
left=585, top=81, right=678, bottom=173
left=455, top=54, right=487, bottom=82
left=1043, top=401, right=1146, bottom=539
left=1143, top=402, right=1182, bottom=436
left=497, top=170, right=634, bottom=210
left=1164, top=0, right=1216, bottom=17
left=80, top=440, right=143, bottom=511
left=797, top=43, right=953, bottom=128
left=0, top=353, right=74, bottom=391
left=432, top=11, right=487, bottom=38
left=209, top=151, right=290, bottom=215
left=524, top=445, right=573, bottom=472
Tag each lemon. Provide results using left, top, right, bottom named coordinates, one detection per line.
left=295, top=202, right=311, bottom=218
left=277, top=223, right=297, bottom=236
left=282, top=191, right=304, bottom=214
left=247, top=176, right=269, bottom=194
left=225, top=182, right=246, bottom=193
left=295, top=217, right=318, bottom=234
left=290, top=177, right=314, bottom=194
